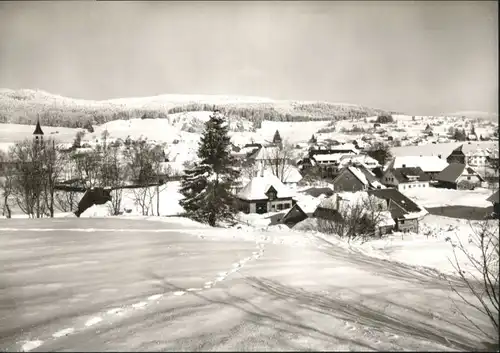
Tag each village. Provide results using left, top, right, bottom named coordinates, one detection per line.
left=1, top=110, right=498, bottom=237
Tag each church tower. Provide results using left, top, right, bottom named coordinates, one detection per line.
left=33, top=117, right=44, bottom=145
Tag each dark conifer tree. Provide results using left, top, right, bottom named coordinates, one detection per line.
left=180, top=109, right=239, bottom=226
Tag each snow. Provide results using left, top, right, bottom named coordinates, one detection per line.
left=293, top=193, right=327, bottom=214
left=78, top=181, right=186, bottom=218
left=348, top=166, right=369, bottom=186
left=403, top=187, right=493, bottom=208
left=391, top=142, right=498, bottom=158
left=237, top=174, right=295, bottom=200
left=339, top=154, right=380, bottom=168
left=259, top=165, right=303, bottom=184
left=0, top=123, right=80, bottom=152
left=250, top=146, right=280, bottom=160
left=313, top=154, right=345, bottom=163
left=232, top=120, right=331, bottom=145
left=291, top=214, right=496, bottom=281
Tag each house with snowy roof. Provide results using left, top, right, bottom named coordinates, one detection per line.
left=435, top=163, right=485, bottom=190
left=331, top=165, right=384, bottom=192
left=367, top=188, right=428, bottom=233
left=236, top=174, right=295, bottom=214
left=467, top=148, right=489, bottom=167
left=280, top=194, right=327, bottom=228
left=312, top=191, right=396, bottom=237
left=385, top=156, right=448, bottom=180
left=381, top=166, right=430, bottom=191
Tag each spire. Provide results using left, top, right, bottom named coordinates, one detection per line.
left=33, top=118, right=44, bottom=136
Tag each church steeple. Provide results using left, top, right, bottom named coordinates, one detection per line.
left=33, top=117, right=44, bottom=144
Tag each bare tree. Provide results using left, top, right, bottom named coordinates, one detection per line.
left=8, top=139, right=47, bottom=218
left=41, top=139, right=65, bottom=217
left=316, top=193, right=388, bottom=242
left=239, top=160, right=260, bottom=180
left=265, top=142, right=295, bottom=183
left=98, top=141, right=125, bottom=216
left=123, top=138, right=166, bottom=216
left=0, top=150, right=13, bottom=218
left=447, top=220, right=499, bottom=344
left=72, top=149, right=102, bottom=189
left=54, top=152, right=81, bottom=213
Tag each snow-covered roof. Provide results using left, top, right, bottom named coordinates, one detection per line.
left=250, top=146, right=280, bottom=160
left=349, top=166, right=369, bottom=186
left=292, top=194, right=327, bottom=214
left=469, top=148, right=489, bottom=157
left=261, top=165, right=303, bottom=184
left=339, top=154, right=380, bottom=167
left=379, top=211, right=396, bottom=227
left=313, top=154, right=346, bottom=163
left=390, top=156, right=449, bottom=173
left=237, top=174, right=295, bottom=201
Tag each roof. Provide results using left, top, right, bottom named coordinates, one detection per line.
left=378, top=211, right=396, bottom=227
left=334, top=165, right=381, bottom=188
left=260, top=165, right=303, bottom=184
left=300, top=187, right=334, bottom=198
left=435, top=163, right=484, bottom=183
left=318, top=191, right=385, bottom=212
left=487, top=190, right=499, bottom=204
left=237, top=174, right=295, bottom=201
left=339, top=154, right=380, bottom=168
left=391, top=142, right=497, bottom=158
left=33, top=119, right=44, bottom=135
left=287, top=194, right=327, bottom=218
left=390, top=167, right=431, bottom=183
left=248, top=146, right=280, bottom=161
left=368, top=188, right=423, bottom=215
left=389, top=156, right=449, bottom=173
left=313, top=154, right=346, bottom=163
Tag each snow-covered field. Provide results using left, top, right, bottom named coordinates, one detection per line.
left=5, top=180, right=495, bottom=283
left=403, top=187, right=494, bottom=208
left=0, top=123, right=80, bottom=152
left=1, top=216, right=494, bottom=351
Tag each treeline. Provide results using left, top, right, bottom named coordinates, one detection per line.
left=0, top=107, right=169, bottom=129
left=0, top=101, right=396, bottom=130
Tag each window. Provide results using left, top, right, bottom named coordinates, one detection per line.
left=467, top=176, right=471, bottom=180
left=400, top=220, right=405, bottom=225
left=284, top=203, right=291, bottom=209
left=277, top=204, right=283, bottom=211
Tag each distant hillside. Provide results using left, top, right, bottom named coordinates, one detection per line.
left=0, top=88, right=398, bottom=129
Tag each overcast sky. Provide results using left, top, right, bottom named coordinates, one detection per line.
left=0, top=1, right=497, bottom=115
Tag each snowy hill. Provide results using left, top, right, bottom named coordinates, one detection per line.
left=0, top=88, right=396, bottom=129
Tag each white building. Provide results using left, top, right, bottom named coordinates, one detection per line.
left=237, top=174, right=295, bottom=214
left=467, top=148, right=489, bottom=167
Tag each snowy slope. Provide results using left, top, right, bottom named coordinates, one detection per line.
left=0, top=88, right=395, bottom=128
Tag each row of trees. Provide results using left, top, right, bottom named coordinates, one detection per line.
left=0, top=131, right=171, bottom=218
left=2, top=102, right=389, bottom=131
